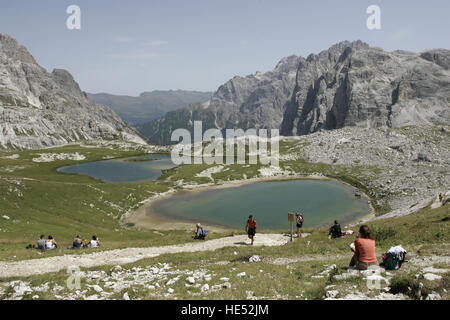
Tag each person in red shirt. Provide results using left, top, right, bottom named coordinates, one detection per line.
left=349, top=225, right=378, bottom=270
left=245, top=215, right=257, bottom=245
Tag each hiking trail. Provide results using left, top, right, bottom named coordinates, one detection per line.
left=0, top=233, right=308, bottom=278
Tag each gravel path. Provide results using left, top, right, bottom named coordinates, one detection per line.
left=0, top=234, right=292, bottom=278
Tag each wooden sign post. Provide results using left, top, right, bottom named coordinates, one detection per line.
left=288, top=212, right=294, bottom=242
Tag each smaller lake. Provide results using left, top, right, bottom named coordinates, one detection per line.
left=57, top=153, right=176, bottom=182
left=144, top=179, right=371, bottom=230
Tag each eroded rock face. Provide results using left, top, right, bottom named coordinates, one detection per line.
left=143, top=40, right=450, bottom=145
left=281, top=44, right=450, bottom=136
left=0, top=33, right=146, bottom=150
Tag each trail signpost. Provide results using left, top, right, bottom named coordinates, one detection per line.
left=288, top=212, right=294, bottom=242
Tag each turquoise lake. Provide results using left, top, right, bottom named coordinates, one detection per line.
left=57, top=153, right=176, bottom=182
left=58, top=156, right=371, bottom=229
left=146, top=179, right=371, bottom=230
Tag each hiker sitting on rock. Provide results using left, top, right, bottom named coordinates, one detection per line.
left=349, top=225, right=377, bottom=270
left=329, top=220, right=343, bottom=239
left=193, top=223, right=207, bottom=240
left=45, top=235, right=57, bottom=250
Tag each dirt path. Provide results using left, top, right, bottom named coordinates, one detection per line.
left=0, top=233, right=300, bottom=278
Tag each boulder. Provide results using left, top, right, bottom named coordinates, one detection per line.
left=249, top=255, right=261, bottom=263
left=186, top=277, right=196, bottom=284
left=423, top=273, right=442, bottom=281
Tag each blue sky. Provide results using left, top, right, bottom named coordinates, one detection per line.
left=1, top=0, right=449, bottom=95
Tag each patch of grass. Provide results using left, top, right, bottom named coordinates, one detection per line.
left=326, top=267, right=340, bottom=284
left=0, top=139, right=449, bottom=300
left=0, top=145, right=233, bottom=260
left=372, top=226, right=397, bottom=243
left=389, top=273, right=421, bottom=298
left=304, top=284, right=326, bottom=300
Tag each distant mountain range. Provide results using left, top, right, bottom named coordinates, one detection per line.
left=1, top=33, right=449, bottom=150
left=88, top=90, right=212, bottom=125
left=0, top=33, right=145, bottom=150
left=140, top=40, right=450, bottom=145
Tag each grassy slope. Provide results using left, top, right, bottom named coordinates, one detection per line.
left=1, top=205, right=447, bottom=300
left=0, top=139, right=438, bottom=260
left=0, top=144, right=232, bottom=261
left=0, top=140, right=447, bottom=300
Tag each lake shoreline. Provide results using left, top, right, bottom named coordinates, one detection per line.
left=125, top=173, right=376, bottom=232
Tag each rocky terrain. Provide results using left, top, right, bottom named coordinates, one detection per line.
left=89, top=90, right=212, bottom=125
left=142, top=40, right=449, bottom=145
left=281, top=44, right=450, bottom=135
left=147, top=125, right=449, bottom=221
left=0, top=244, right=447, bottom=300
left=0, top=34, right=146, bottom=150
left=289, top=125, right=450, bottom=217
left=0, top=234, right=290, bottom=278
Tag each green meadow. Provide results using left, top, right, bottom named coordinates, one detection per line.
left=0, top=139, right=447, bottom=271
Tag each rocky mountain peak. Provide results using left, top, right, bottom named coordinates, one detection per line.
left=0, top=33, right=145, bottom=150
left=51, top=68, right=85, bottom=99
left=0, top=33, right=38, bottom=65
left=274, top=55, right=300, bottom=73
left=141, top=40, right=449, bottom=145
left=315, top=40, right=370, bottom=67
left=420, top=49, right=450, bottom=70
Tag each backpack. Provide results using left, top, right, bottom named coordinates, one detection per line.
left=382, top=252, right=406, bottom=270
left=201, top=228, right=207, bottom=237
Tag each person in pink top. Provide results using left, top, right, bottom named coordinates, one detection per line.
left=349, top=225, right=378, bottom=270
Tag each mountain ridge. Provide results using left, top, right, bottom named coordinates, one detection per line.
left=139, top=40, right=450, bottom=145
left=0, top=33, right=146, bottom=150
left=88, top=90, right=212, bottom=125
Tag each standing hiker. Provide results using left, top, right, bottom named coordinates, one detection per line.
left=296, top=213, right=304, bottom=237
left=245, top=215, right=257, bottom=245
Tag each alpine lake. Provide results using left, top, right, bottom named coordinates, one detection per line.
left=58, top=154, right=371, bottom=230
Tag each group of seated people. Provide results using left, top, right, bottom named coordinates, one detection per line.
left=35, top=234, right=100, bottom=250
left=71, top=234, right=100, bottom=249
left=37, top=235, right=58, bottom=250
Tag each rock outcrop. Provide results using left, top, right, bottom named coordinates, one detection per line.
left=282, top=43, right=450, bottom=135
left=0, top=33, right=146, bottom=150
left=141, top=40, right=450, bottom=145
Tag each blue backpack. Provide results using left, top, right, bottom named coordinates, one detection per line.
left=201, top=228, right=207, bottom=237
